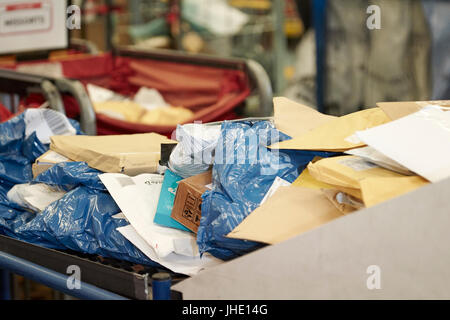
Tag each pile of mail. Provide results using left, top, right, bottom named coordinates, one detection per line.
left=227, top=98, right=450, bottom=247
left=6, top=97, right=450, bottom=277
left=36, top=125, right=223, bottom=275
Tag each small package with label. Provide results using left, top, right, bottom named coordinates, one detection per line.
left=171, top=171, right=212, bottom=233
left=154, top=169, right=190, bottom=232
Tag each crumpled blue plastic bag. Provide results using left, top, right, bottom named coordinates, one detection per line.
left=12, top=162, right=159, bottom=265
left=197, top=120, right=336, bottom=260
left=35, top=161, right=106, bottom=191
left=0, top=112, right=82, bottom=186
left=0, top=112, right=160, bottom=267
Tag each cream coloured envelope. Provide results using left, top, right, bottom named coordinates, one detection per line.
left=359, top=176, right=428, bottom=207
left=293, top=167, right=361, bottom=199
left=377, top=100, right=450, bottom=121
left=307, top=155, right=404, bottom=190
left=377, top=101, right=422, bottom=121
left=270, top=107, right=390, bottom=152
left=273, top=97, right=336, bottom=137
left=227, top=186, right=345, bottom=245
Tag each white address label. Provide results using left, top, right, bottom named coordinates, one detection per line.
left=0, top=2, right=51, bottom=34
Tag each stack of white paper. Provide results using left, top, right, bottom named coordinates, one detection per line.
left=356, top=107, right=450, bottom=183
left=100, top=173, right=222, bottom=275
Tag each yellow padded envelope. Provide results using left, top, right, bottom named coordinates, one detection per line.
left=292, top=168, right=334, bottom=189
left=360, top=176, right=428, bottom=207
left=293, top=168, right=362, bottom=200
left=270, top=107, right=390, bottom=152
left=227, top=186, right=345, bottom=244
left=307, top=155, right=428, bottom=207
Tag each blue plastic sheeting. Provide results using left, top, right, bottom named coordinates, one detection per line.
left=15, top=164, right=158, bottom=265
left=35, top=162, right=106, bottom=191
left=0, top=112, right=160, bottom=267
left=197, top=121, right=336, bottom=260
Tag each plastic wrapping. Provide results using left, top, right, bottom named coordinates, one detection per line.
left=197, top=120, right=337, bottom=260
left=0, top=114, right=46, bottom=187
left=0, top=112, right=161, bottom=267
left=7, top=183, right=66, bottom=212
left=0, top=110, right=81, bottom=188
left=168, top=123, right=222, bottom=178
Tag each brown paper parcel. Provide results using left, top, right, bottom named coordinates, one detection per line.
left=50, top=133, right=176, bottom=175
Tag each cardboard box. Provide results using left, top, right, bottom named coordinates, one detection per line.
left=32, top=150, right=70, bottom=178
left=171, top=171, right=212, bottom=233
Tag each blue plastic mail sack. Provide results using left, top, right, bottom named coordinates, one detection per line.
left=0, top=112, right=160, bottom=267
left=14, top=162, right=159, bottom=266
left=197, top=120, right=336, bottom=260
left=0, top=110, right=82, bottom=205
left=0, top=114, right=47, bottom=187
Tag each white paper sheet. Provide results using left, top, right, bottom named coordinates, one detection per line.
left=87, top=84, right=169, bottom=111
left=39, top=150, right=70, bottom=164
left=86, top=84, right=126, bottom=103
left=117, top=225, right=222, bottom=276
left=24, top=109, right=76, bottom=144
left=99, top=173, right=200, bottom=258
left=356, top=107, right=450, bottom=183
left=345, top=146, right=413, bottom=175
left=260, top=177, right=292, bottom=205
left=133, top=87, right=169, bottom=110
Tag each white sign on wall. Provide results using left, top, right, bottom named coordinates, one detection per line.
left=0, top=0, right=68, bottom=54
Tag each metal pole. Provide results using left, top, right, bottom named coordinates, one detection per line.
left=129, top=0, right=142, bottom=25
left=273, top=0, right=287, bottom=94
left=105, top=0, right=114, bottom=51
left=0, top=251, right=128, bottom=300
left=313, top=0, right=328, bottom=113
left=169, top=0, right=183, bottom=50
left=0, top=269, right=11, bottom=300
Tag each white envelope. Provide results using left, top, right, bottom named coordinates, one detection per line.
left=345, top=146, right=413, bottom=176
left=117, top=225, right=222, bottom=276
left=356, top=107, right=450, bottom=183
left=99, top=173, right=198, bottom=258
